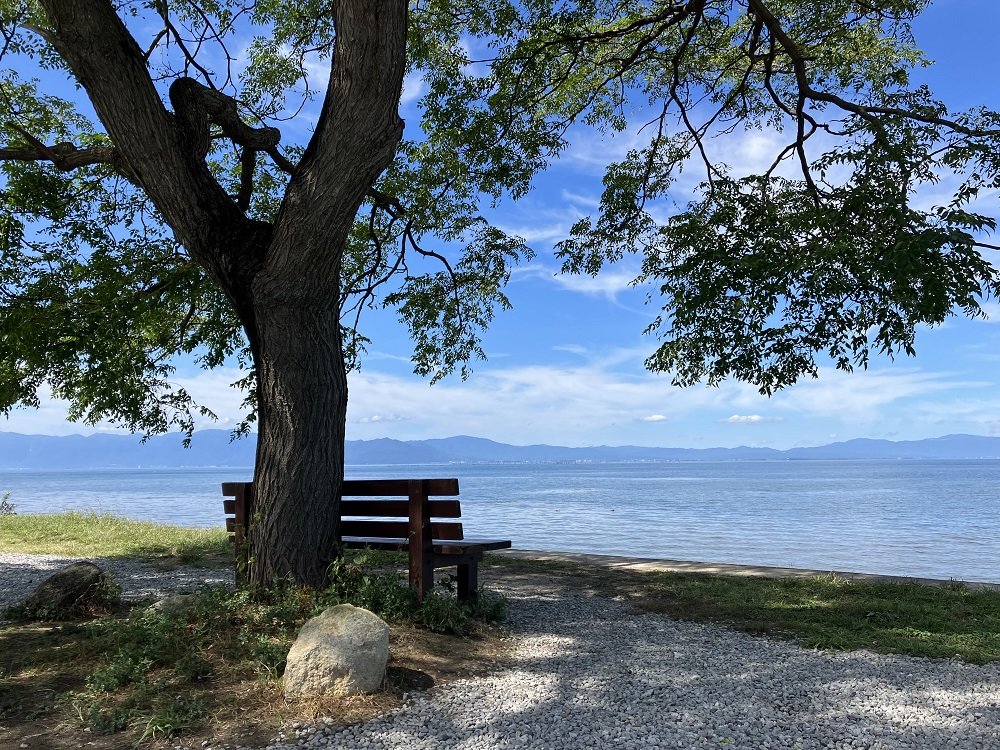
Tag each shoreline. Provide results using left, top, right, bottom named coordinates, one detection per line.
left=493, top=548, right=1000, bottom=590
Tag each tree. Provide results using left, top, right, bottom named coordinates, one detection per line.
left=2, top=0, right=997, bottom=587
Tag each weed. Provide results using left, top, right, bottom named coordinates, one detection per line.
left=137, top=696, right=205, bottom=742
left=72, top=695, right=139, bottom=734
left=468, top=589, right=509, bottom=624
left=417, top=590, right=472, bottom=634
left=87, top=655, right=154, bottom=692
left=175, top=652, right=214, bottom=681
left=0, top=491, right=14, bottom=516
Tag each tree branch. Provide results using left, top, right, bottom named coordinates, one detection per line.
left=746, top=0, right=1000, bottom=138
left=269, top=0, right=407, bottom=287
left=170, top=77, right=281, bottom=159
left=37, top=0, right=256, bottom=279
left=0, top=130, right=118, bottom=172
left=237, top=147, right=256, bottom=210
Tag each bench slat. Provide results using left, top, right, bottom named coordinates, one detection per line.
left=341, top=520, right=464, bottom=540
left=223, top=479, right=461, bottom=500
left=225, top=518, right=236, bottom=532
left=340, top=499, right=462, bottom=518
left=223, top=499, right=236, bottom=514
left=341, top=478, right=459, bottom=496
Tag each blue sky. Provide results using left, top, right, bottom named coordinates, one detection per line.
left=5, top=0, right=1000, bottom=449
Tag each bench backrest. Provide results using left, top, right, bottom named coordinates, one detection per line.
left=220, top=478, right=465, bottom=547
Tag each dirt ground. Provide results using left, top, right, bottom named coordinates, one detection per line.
left=0, top=619, right=512, bottom=750
left=0, top=554, right=608, bottom=750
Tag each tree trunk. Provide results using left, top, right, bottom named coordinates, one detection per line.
left=246, top=296, right=347, bottom=588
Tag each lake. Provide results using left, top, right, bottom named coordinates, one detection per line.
left=1, top=459, right=997, bottom=583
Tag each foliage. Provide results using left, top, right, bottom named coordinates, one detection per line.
left=0, top=491, right=14, bottom=516
left=0, top=0, right=997, bottom=435
left=322, top=549, right=508, bottom=635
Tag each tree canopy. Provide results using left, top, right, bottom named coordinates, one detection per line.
left=3, top=1, right=998, bottom=428
left=2, top=0, right=999, bottom=584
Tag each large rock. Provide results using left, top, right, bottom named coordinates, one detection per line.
left=283, top=604, right=389, bottom=698
left=18, top=561, right=118, bottom=618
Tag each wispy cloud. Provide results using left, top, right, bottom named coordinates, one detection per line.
left=560, top=189, right=600, bottom=209
left=400, top=71, right=427, bottom=106
left=5, top=360, right=996, bottom=450
left=774, top=367, right=985, bottom=419
left=512, top=263, right=645, bottom=303
left=355, top=414, right=408, bottom=424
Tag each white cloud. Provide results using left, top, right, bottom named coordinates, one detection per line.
left=772, top=368, right=984, bottom=419
left=356, top=414, right=407, bottom=424
left=552, top=344, right=588, bottom=356
left=548, top=270, right=640, bottom=299
left=400, top=71, right=427, bottom=106
left=977, top=301, right=1000, bottom=322
left=513, top=264, right=644, bottom=302
left=0, top=370, right=250, bottom=436
left=4, top=359, right=997, bottom=450
left=560, top=189, right=600, bottom=209
left=721, top=414, right=777, bottom=424
left=497, top=222, right=572, bottom=244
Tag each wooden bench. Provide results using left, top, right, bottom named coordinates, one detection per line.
left=221, top=478, right=511, bottom=601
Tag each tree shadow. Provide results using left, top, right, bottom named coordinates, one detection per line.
left=310, top=570, right=1000, bottom=749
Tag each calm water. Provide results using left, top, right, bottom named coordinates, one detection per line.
left=2, top=460, right=997, bottom=583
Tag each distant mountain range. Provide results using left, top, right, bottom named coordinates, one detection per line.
left=2, top=430, right=1000, bottom=469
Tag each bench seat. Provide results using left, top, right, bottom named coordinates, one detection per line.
left=342, top=536, right=513, bottom=555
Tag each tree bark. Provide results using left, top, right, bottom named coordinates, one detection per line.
left=247, top=295, right=347, bottom=587
left=241, top=0, right=407, bottom=588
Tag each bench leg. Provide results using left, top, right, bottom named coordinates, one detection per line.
left=457, top=559, right=479, bottom=602
left=410, top=546, right=434, bottom=601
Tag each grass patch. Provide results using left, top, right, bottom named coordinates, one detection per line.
left=0, top=512, right=231, bottom=564
left=487, top=554, right=1000, bottom=664
left=637, top=572, right=1000, bottom=664
left=0, top=549, right=508, bottom=748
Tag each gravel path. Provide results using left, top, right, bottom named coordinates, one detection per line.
left=3, top=555, right=998, bottom=749
left=268, top=586, right=1000, bottom=750
left=0, top=552, right=233, bottom=610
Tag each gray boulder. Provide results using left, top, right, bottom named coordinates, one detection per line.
left=18, top=561, right=118, bottom=618
left=283, top=604, right=389, bottom=698
left=149, top=593, right=200, bottom=617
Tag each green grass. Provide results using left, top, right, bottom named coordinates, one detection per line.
left=638, top=572, right=1000, bottom=664
left=487, top=554, right=1000, bottom=664
left=0, top=511, right=231, bottom=563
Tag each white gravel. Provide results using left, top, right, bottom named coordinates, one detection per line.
left=0, top=552, right=233, bottom=610
left=258, top=588, right=1000, bottom=750
left=3, top=554, right=998, bottom=749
